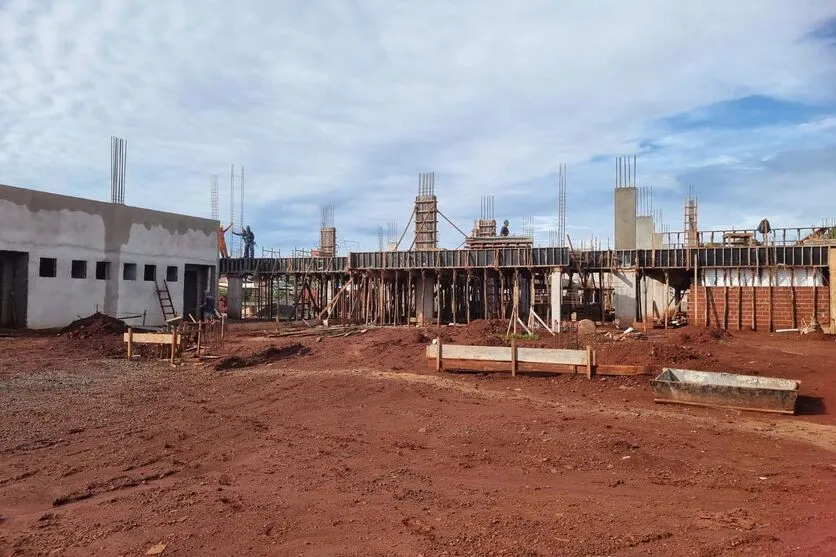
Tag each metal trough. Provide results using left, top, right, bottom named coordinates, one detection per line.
left=651, top=368, right=799, bottom=414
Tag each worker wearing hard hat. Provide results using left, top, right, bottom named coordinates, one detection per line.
left=500, top=219, right=510, bottom=237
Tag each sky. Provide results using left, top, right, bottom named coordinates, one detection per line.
left=1, top=1, right=835, bottom=255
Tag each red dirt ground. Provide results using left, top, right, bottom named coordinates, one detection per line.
left=1, top=321, right=835, bottom=556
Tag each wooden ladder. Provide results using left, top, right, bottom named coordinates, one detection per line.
left=156, top=280, right=177, bottom=321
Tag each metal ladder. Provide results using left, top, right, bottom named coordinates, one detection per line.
left=156, top=280, right=177, bottom=321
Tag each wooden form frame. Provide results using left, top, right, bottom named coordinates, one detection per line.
left=124, top=328, right=180, bottom=364
left=427, top=339, right=645, bottom=378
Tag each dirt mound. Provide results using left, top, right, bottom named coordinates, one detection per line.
left=214, top=343, right=310, bottom=371
left=671, top=327, right=730, bottom=346
left=59, top=313, right=127, bottom=338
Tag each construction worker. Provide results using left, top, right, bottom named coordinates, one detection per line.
left=233, top=225, right=256, bottom=258
left=500, top=219, right=510, bottom=237
left=201, top=290, right=218, bottom=322
left=218, top=223, right=232, bottom=258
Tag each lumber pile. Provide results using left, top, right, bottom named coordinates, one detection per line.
left=426, top=340, right=646, bottom=378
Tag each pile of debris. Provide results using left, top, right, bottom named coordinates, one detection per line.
left=214, top=343, right=310, bottom=371
left=59, top=313, right=127, bottom=339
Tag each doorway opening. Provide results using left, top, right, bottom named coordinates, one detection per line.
left=0, top=251, right=29, bottom=328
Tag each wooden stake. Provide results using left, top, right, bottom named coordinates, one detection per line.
left=586, top=345, right=593, bottom=379
left=126, top=328, right=133, bottom=360
left=436, top=337, right=443, bottom=372
left=196, top=322, right=203, bottom=357
left=664, top=271, right=669, bottom=331
left=170, top=331, right=177, bottom=364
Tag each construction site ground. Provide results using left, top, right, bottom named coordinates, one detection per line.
left=1, top=320, right=835, bottom=556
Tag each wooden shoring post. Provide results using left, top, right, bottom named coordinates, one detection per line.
left=768, top=266, right=774, bottom=333
left=752, top=272, right=757, bottom=331
left=723, top=269, right=729, bottom=330
left=510, top=337, right=517, bottom=377
left=483, top=268, right=488, bottom=319
left=812, top=267, right=818, bottom=327
left=379, top=274, right=385, bottom=325
left=500, top=272, right=506, bottom=321
left=737, top=268, right=742, bottom=330
left=452, top=268, right=457, bottom=324
left=528, top=269, right=535, bottom=330
left=420, top=269, right=427, bottom=326
left=790, top=267, right=797, bottom=329
left=436, top=337, right=443, bottom=372
left=394, top=271, right=399, bottom=326
left=126, top=328, right=133, bottom=360
left=466, top=270, right=472, bottom=324
left=436, top=271, right=441, bottom=328
left=664, top=270, right=670, bottom=331
left=363, top=274, right=369, bottom=325
left=693, top=258, right=699, bottom=327
left=514, top=269, right=520, bottom=321
left=293, top=275, right=299, bottom=321
left=170, top=330, right=177, bottom=364
left=196, top=321, right=203, bottom=357
left=407, top=271, right=414, bottom=325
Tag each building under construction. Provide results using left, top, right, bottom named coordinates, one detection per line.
left=221, top=159, right=836, bottom=334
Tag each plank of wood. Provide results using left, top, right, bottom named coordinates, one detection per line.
left=123, top=332, right=179, bottom=345
left=426, top=344, right=511, bottom=362
left=594, top=364, right=648, bottom=376
left=429, top=359, right=577, bottom=374
left=426, top=344, right=589, bottom=366
left=517, top=347, right=588, bottom=366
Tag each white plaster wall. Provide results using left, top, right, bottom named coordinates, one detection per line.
left=701, top=268, right=824, bottom=287
left=0, top=195, right=217, bottom=329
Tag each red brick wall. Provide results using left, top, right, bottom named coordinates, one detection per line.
left=689, top=286, right=830, bottom=331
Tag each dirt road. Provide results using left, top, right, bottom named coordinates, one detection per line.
left=1, top=323, right=834, bottom=556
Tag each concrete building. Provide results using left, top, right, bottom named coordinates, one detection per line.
left=0, top=184, right=218, bottom=329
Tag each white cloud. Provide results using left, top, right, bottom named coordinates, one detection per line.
left=0, top=0, right=834, bottom=251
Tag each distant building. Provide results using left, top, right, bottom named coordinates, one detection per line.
left=0, top=184, right=218, bottom=329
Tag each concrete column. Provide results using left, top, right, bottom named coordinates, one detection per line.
left=613, top=269, right=637, bottom=326
left=635, top=216, right=654, bottom=250
left=416, top=274, right=434, bottom=325
left=227, top=276, right=243, bottom=320
left=550, top=269, right=563, bottom=332
left=614, top=187, right=637, bottom=250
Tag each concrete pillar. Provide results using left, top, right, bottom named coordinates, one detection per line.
left=550, top=269, right=563, bottom=332
left=613, top=269, right=637, bottom=326
left=614, top=187, right=637, bottom=250
left=635, top=216, right=654, bottom=250
left=227, top=276, right=243, bottom=320
left=416, top=275, right=434, bottom=325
